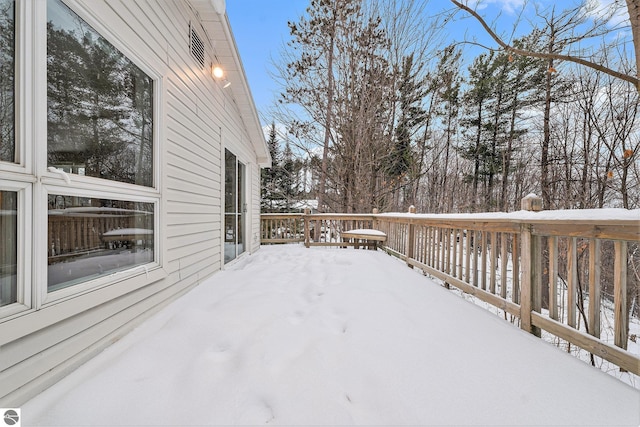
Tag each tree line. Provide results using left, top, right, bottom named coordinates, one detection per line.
left=263, top=0, right=639, bottom=214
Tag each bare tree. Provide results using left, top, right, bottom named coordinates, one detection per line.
left=284, top=0, right=362, bottom=212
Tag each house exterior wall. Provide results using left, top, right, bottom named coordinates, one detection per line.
left=250, top=162, right=262, bottom=253
left=0, top=0, right=267, bottom=405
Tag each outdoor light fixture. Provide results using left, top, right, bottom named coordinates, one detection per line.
left=212, top=65, right=224, bottom=79
left=212, top=64, right=231, bottom=88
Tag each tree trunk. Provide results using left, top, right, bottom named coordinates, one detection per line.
left=541, top=23, right=555, bottom=210
left=471, top=104, right=483, bottom=212
left=316, top=26, right=337, bottom=214
left=626, top=0, right=640, bottom=92
left=501, top=92, right=518, bottom=212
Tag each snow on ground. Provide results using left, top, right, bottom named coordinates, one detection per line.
left=23, top=244, right=640, bottom=426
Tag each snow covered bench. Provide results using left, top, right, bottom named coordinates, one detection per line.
left=340, top=229, right=387, bottom=250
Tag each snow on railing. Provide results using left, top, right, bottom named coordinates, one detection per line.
left=260, top=197, right=640, bottom=384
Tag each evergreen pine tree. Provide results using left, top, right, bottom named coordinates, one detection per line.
left=261, top=123, right=283, bottom=212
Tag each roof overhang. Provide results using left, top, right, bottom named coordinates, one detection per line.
left=190, top=0, right=272, bottom=168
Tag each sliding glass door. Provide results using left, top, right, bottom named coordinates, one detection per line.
left=224, top=149, right=246, bottom=264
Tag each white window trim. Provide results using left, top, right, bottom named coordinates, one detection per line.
left=38, top=185, right=163, bottom=306
left=17, top=0, right=163, bottom=315
left=0, top=181, right=32, bottom=319
left=33, top=0, right=165, bottom=307
left=39, top=0, right=164, bottom=194
left=0, top=0, right=30, bottom=175
left=0, top=0, right=169, bottom=322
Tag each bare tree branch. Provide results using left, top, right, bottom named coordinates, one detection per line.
left=450, top=0, right=640, bottom=92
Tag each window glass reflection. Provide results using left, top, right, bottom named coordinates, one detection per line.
left=0, top=0, right=15, bottom=163
left=47, top=0, right=153, bottom=186
left=48, top=195, right=154, bottom=291
left=0, top=191, right=17, bottom=306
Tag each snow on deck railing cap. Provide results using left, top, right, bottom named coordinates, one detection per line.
left=377, top=208, right=639, bottom=222
left=521, top=193, right=543, bottom=211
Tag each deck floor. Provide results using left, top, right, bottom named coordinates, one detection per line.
left=23, top=245, right=640, bottom=426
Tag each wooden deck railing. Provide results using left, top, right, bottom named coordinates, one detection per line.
left=260, top=213, right=306, bottom=244
left=260, top=197, right=640, bottom=377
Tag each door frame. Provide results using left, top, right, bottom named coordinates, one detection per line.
left=223, top=148, right=247, bottom=265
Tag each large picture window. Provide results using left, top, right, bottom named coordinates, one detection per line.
left=42, top=0, right=158, bottom=295
left=0, top=0, right=15, bottom=163
left=48, top=195, right=154, bottom=291
left=47, top=0, right=153, bottom=186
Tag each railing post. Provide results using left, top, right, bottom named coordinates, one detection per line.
left=303, top=208, right=311, bottom=248
left=372, top=208, right=379, bottom=231
left=406, top=205, right=416, bottom=268
left=520, top=194, right=542, bottom=337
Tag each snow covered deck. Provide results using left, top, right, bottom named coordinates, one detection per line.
left=23, top=245, right=639, bottom=426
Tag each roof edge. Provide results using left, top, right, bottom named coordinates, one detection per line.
left=219, top=13, right=271, bottom=168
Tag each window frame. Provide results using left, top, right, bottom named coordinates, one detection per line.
left=223, top=148, right=248, bottom=265
left=37, top=0, right=164, bottom=306
left=0, top=181, right=32, bottom=318
left=0, top=0, right=24, bottom=174
left=0, top=0, right=33, bottom=321
left=0, top=0, right=166, bottom=320
left=39, top=185, right=161, bottom=306
left=43, top=0, right=160, bottom=193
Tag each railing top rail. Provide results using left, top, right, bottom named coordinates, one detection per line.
left=272, top=208, right=638, bottom=222
left=261, top=213, right=305, bottom=217
left=304, top=213, right=377, bottom=220
left=376, top=208, right=639, bottom=224
left=374, top=210, right=639, bottom=241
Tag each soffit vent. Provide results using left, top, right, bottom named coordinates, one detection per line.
left=190, top=23, right=205, bottom=68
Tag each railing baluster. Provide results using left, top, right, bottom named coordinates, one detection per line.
left=613, top=241, right=628, bottom=350
left=512, top=234, right=520, bottom=304
left=444, top=228, right=451, bottom=274
left=490, top=231, right=497, bottom=294
left=425, top=227, right=430, bottom=266
left=480, top=231, right=487, bottom=291
left=500, top=233, right=507, bottom=299
left=472, top=231, right=479, bottom=287
left=465, top=230, right=472, bottom=285
left=588, top=239, right=601, bottom=338
left=452, top=228, right=458, bottom=278
left=406, top=207, right=416, bottom=267
left=548, top=236, right=558, bottom=321
left=436, top=227, right=440, bottom=269
left=438, top=227, right=442, bottom=271
left=458, top=228, right=464, bottom=281
left=429, top=226, right=434, bottom=268
left=418, top=226, right=425, bottom=264
left=567, top=237, right=578, bottom=329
